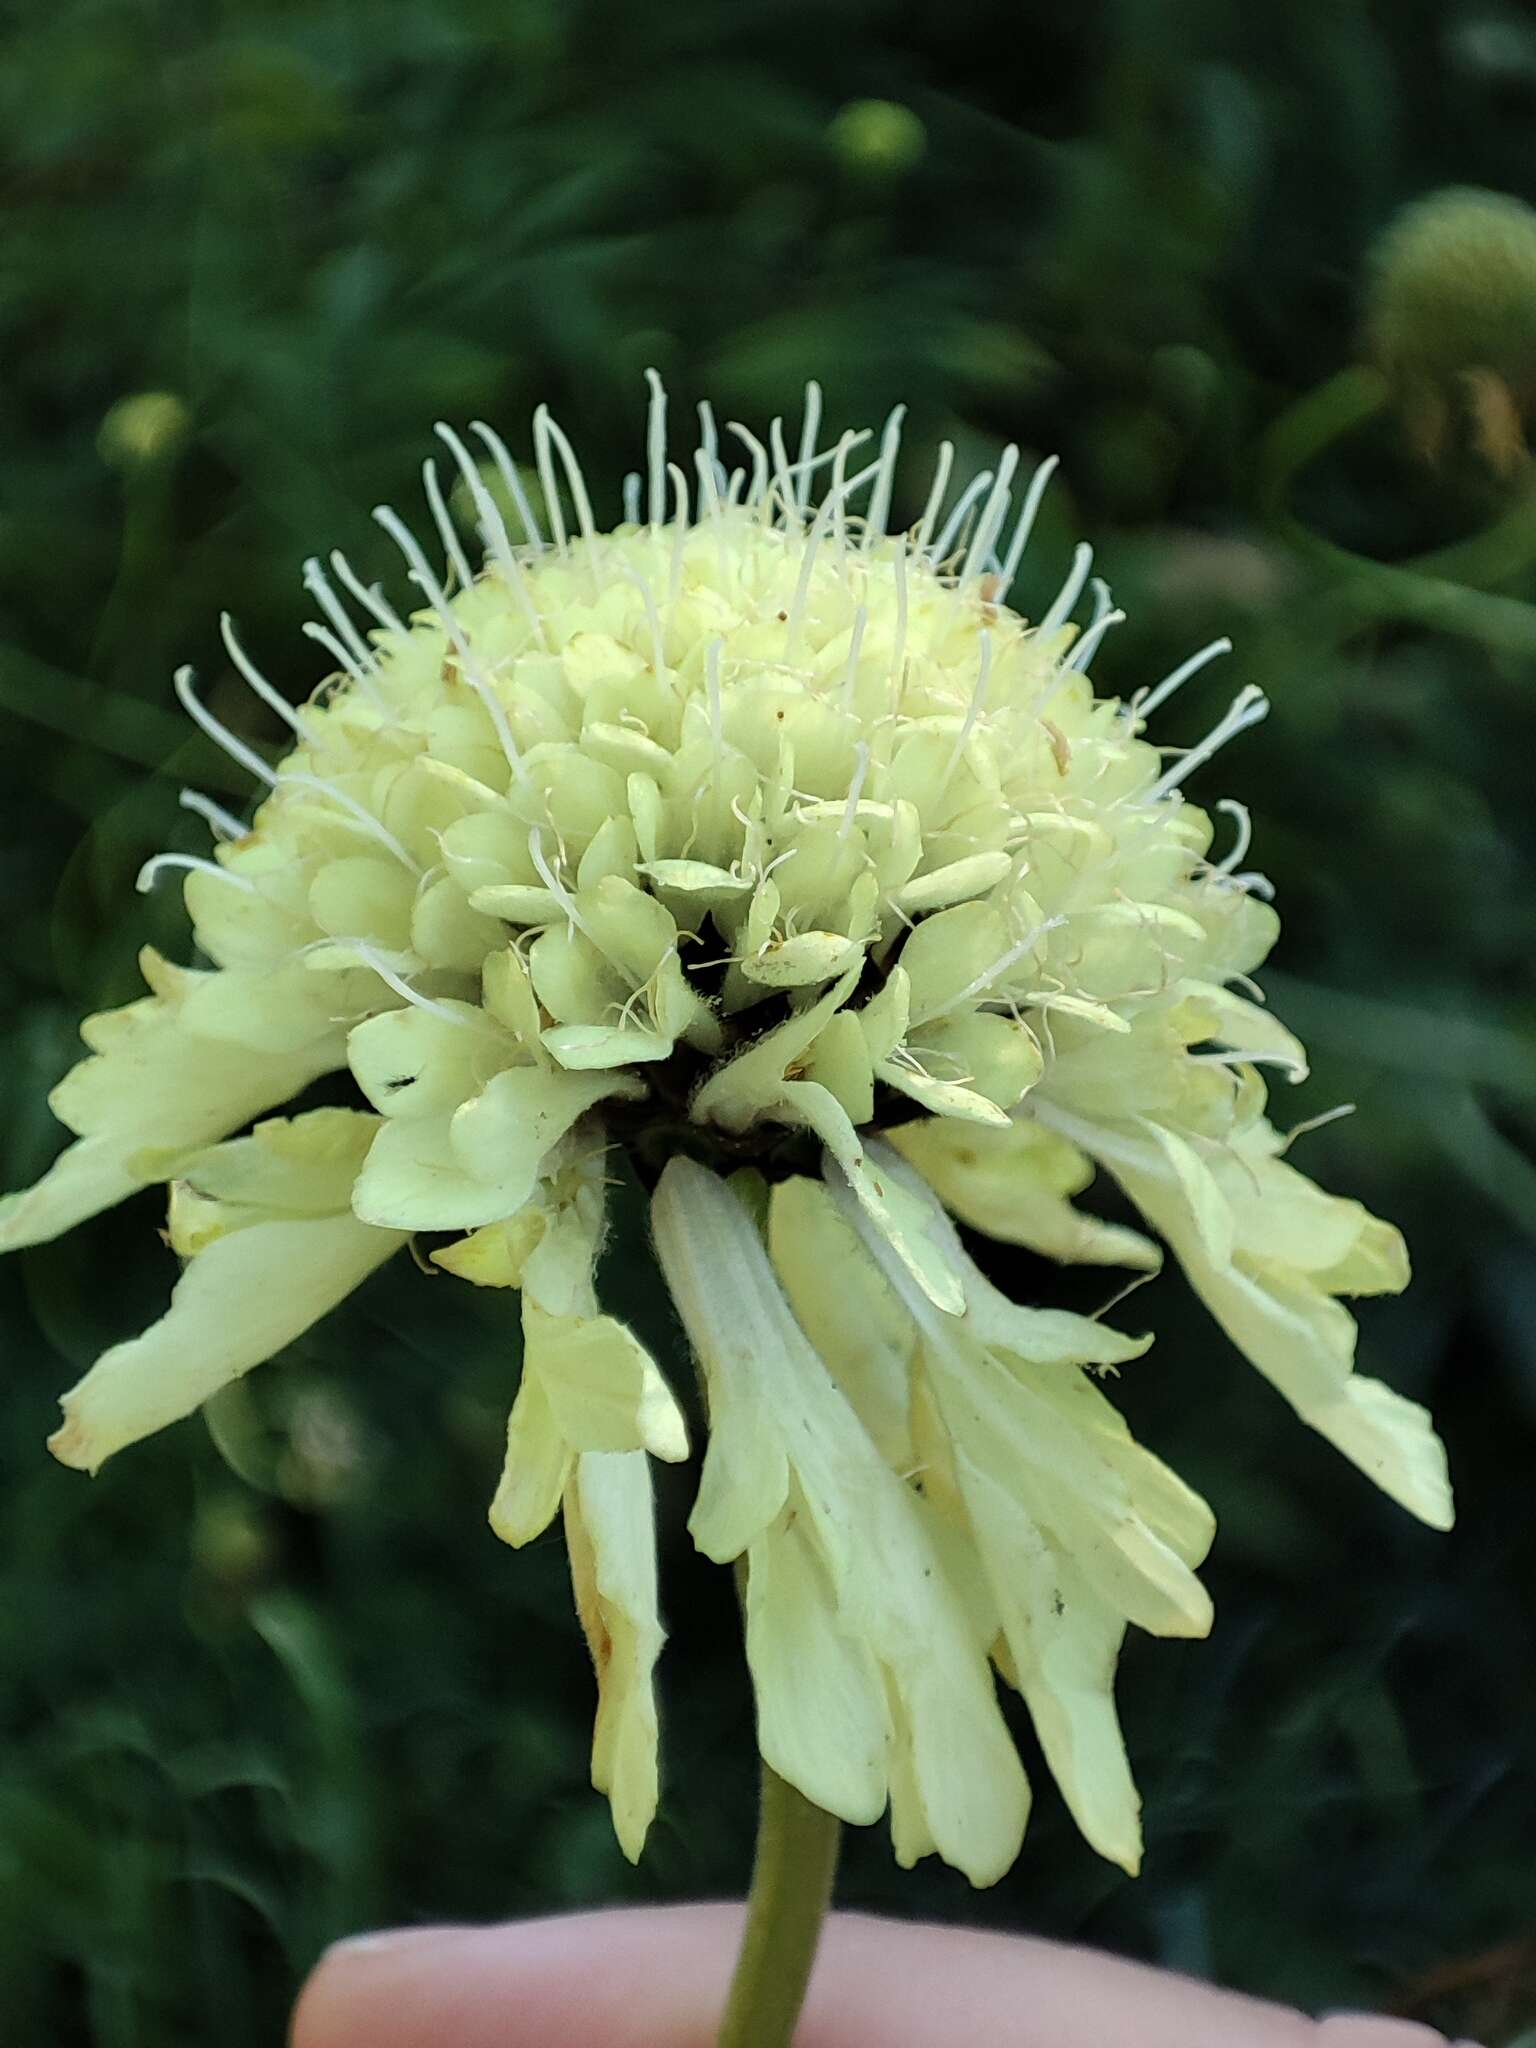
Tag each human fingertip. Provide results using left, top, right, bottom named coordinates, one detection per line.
left=1315, top=2019, right=1484, bottom=2046
left=289, top=1927, right=468, bottom=2048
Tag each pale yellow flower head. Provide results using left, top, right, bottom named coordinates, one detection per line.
left=1, top=378, right=1451, bottom=1884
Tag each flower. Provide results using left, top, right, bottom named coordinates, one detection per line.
left=1, top=377, right=1451, bottom=1883
left=1366, top=185, right=1536, bottom=471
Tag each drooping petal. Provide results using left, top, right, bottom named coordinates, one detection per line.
left=889, top=1116, right=1161, bottom=1271
left=563, top=1450, right=665, bottom=1862
left=744, top=1497, right=889, bottom=1825
left=652, top=1155, right=1029, bottom=1885
left=49, top=1210, right=404, bottom=1472
left=2, top=969, right=344, bottom=1251
left=488, top=1136, right=687, bottom=1544
left=825, top=1141, right=1216, bottom=1873
left=1035, top=1104, right=1453, bottom=1531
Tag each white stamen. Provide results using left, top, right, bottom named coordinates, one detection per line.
left=961, top=445, right=1019, bottom=583
left=784, top=443, right=882, bottom=660
left=344, top=940, right=464, bottom=1022
left=1279, top=1101, right=1356, bottom=1153
left=1066, top=602, right=1126, bottom=673
left=329, top=551, right=407, bottom=636
left=795, top=381, right=823, bottom=515
left=1190, top=1047, right=1308, bottom=1079
left=372, top=503, right=524, bottom=778
left=692, top=445, right=722, bottom=522
left=531, top=405, right=569, bottom=551
left=179, top=787, right=247, bottom=839
left=995, top=454, right=1059, bottom=599
left=219, top=614, right=311, bottom=739
left=174, top=665, right=277, bottom=787
left=946, top=630, right=992, bottom=774
left=1214, top=796, right=1252, bottom=872
left=727, top=422, right=770, bottom=510
left=667, top=462, right=691, bottom=603
left=303, top=557, right=379, bottom=673
left=706, top=637, right=724, bottom=764
left=863, top=403, right=907, bottom=545
left=433, top=422, right=544, bottom=645
left=913, top=440, right=955, bottom=556
left=645, top=367, right=668, bottom=528
left=622, top=471, right=642, bottom=525
left=136, top=851, right=257, bottom=894
left=468, top=420, right=545, bottom=548
left=839, top=741, right=871, bottom=840
left=767, top=415, right=803, bottom=529
left=890, top=545, right=910, bottom=715
left=533, top=407, right=601, bottom=562
left=931, top=469, right=994, bottom=566
left=301, top=623, right=381, bottom=704
left=697, top=399, right=725, bottom=492
left=1146, top=683, right=1270, bottom=802
left=277, top=771, right=421, bottom=870
left=422, top=457, right=474, bottom=592
left=841, top=603, right=868, bottom=709
left=917, top=915, right=1068, bottom=1023
left=622, top=564, right=667, bottom=675
left=529, top=827, right=598, bottom=946
left=1035, top=542, right=1094, bottom=640
left=1138, top=636, right=1232, bottom=720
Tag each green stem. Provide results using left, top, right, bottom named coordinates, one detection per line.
left=1256, top=363, right=1536, bottom=655
left=716, top=1764, right=841, bottom=2048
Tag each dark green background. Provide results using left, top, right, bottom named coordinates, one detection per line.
left=3, top=2, right=1535, bottom=2041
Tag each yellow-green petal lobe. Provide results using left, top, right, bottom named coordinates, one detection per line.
left=564, top=1450, right=665, bottom=1863
left=49, top=1211, right=405, bottom=1473
left=652, top=1155, right=1029, bottom=1886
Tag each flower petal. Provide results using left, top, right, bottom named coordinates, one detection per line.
left=49, top=1210, right=404, bottom=1472
left=3, top=974, right=342, bottom=1251
left=652, top=1156, right=1029, bottom=1884
left=564, top=1451, right=665, bottom=1863
left=888, top=1117, right=1161, bottom=1271
left=351, top=1069, right=638, bottom=1231
left=1037, top=1105, right=1453, bottom=1530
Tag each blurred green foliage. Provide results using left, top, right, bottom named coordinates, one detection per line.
left=3, top=0, right=1535, bottom=2041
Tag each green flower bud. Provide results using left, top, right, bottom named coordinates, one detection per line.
left=1365, top=185, right=1536, bottom=469
left=828, top=98, right=926, bottom=177
left=97, top=390, right=190, bottom=471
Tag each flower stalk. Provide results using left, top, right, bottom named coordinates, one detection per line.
left=718, top=1764, right=841, bottom=2048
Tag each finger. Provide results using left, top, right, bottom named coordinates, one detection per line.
left=291, top=1903, right=1480, bottom=2048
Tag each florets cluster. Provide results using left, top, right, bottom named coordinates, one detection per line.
left=1, top=381, right=1451, bottom=1884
